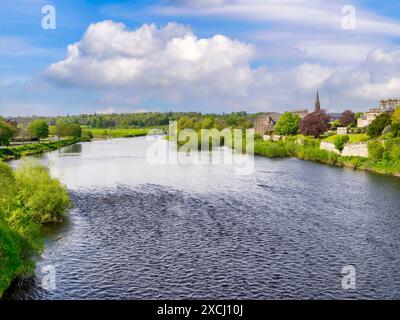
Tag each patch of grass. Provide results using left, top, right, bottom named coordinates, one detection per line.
left=324, top=134, right=369, bottom=143
left=86, top=127, right=166, bottom=139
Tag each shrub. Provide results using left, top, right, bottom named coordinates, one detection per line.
left=384, top=138, right=400, bottom=162
left=0, top=160, right=72, bottom=297
left=254, top=141, right=289, bottom=158
left=368, top=141, right=385, bottom=162
left=334, top=135, right=350, bottom=152
left=15, top=161, right=72, bottom=224
left=367, top=113, right=392, bottom=138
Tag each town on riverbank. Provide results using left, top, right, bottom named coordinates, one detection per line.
left=2, top=94, right=400, bottom=176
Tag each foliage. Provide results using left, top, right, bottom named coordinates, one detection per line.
left=324, top=134, right=368, bottom=144
left=331, top=120, right=341, bottom=130
left=27, top=120, right=49, bottom=140
left=274, top=112, right=300, bottom=136
left=368, top=141, right=385, bottom=162
left=299, top=111, right=331, bottom=138
left=334, top=135, right=350, bottom=152
left=53, top=121, right=83, bottom=139
left=81, top=130, right=93, bottom=141
left=0, top=117, right=18, bottom=146
left=355, top=112, right=364, bottom=120
left=0, top=160, right=71, bottom=297
left=367, top=113, right=392, bottom=138
left=0, top=139, right=78, bottom=161
left=15, top=161, right=72, bottom=224
left=64, top=124, right=82, bottom=138
left=392, top=106, right=400, bottom=124
left=339, top=110, right=355, bottom=127
left=389, top=123, right=400, bottom=138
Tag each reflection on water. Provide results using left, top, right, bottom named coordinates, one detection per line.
left=6, top=137, right=400, bottom=299
left=60, top=143, right=82, bottom=155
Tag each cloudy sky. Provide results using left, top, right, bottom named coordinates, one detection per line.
left=1, top=0, right=400, bottom=116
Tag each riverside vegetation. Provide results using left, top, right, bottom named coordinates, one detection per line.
left=0, top=160, right=72, bottom=298
left=172, top=109, right=400, bottom=177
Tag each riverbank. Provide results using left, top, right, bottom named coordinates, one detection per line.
left=0, top=161, right=71, bottom=298
left=84, top=127, right=166, bottom=139
left=0, top=139, right=80, bottom=161
left=253, top=137, right=400, bottom=178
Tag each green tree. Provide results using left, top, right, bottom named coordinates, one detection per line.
left=274, top=112, right=300, bottom=136
left=392, top=106, right=400, bottom=124
left=27, top=120, right=49, bottom=140
left=64, top=124, right=82, bottom=138
left=201, top=117, right=214, bottom=129
left=367, top=113, right=392, bottom=138
left=54, top=120, right=67, bottom=139
left=0, top=118, right=18, bottom=146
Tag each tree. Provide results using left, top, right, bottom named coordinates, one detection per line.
left=367, top=113, right=392, bottom=138
left=392, top=106, right=400, bottom=124
left=201, top=117, right=214, bottom=129
left=0, top=117, right=18, bottom=146
left=274, top=112, right=300, bottom=136
left=64, top=124, right=82, bottom=138
left=27, top=120, right=49, bottom=140
left=54, top=120, right=67, bottom=139
left=299, top=110, right=331, bottom=138
left=339, top=110, right=355, bottom=127
left=355, top=112, right=363, bottom=120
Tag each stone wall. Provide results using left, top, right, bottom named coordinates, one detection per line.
left=320, top=141, right=341, bottom=154
left=320, top=141, right=369, bottom=158
left=341, top=143, right=369, bottom=158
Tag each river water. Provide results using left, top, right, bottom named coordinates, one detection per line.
left=6, top=137, right=400, bottom=299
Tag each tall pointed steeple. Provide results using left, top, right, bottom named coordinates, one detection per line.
left=315, top=90, right=321, bottom=112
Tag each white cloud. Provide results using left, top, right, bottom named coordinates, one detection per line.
left=45, top=20, right=254, bottom=97
left=43, top=21, right=400, bottom=113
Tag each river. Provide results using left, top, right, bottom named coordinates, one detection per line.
left=6, top=137, right=400, bottom=299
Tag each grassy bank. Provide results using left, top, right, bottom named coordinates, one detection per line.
left=0, top=139, right=80, bottom=162
left=254, top=137, right=400, bottom=177
left=85, top=128, right=154, bottom=139
left=0, top=160, right=71, bottom=298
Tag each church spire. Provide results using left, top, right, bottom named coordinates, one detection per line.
left=315, top=90, right=321, bottom=112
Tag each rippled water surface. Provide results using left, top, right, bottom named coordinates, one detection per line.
left=6, top=137, right=400, bottom=299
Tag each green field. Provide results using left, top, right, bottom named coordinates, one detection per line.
left=84, top=127, right=165, bottom=139
left=323, top=133, right=369, bottom=143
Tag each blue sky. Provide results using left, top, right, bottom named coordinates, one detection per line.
left=1, top=0, right=400, bottom=116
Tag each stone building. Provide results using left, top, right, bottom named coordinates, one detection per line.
left=357, top=109, right=382, bottom=128
left=357, top=98, right=400, bottom=128
left=254, top=113, right=281, bottom=136
left=379, top=99, right=400, bottom=111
